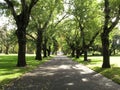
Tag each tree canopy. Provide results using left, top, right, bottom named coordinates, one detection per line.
left=0, top=0, right=120, bottom=68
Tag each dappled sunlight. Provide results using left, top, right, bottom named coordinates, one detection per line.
left=21, top=56, right=120, bottom=90
left=21, top=56, right=96, bottom=75
left=0, top=73, right=22, bottom=85
left=4, top=56, right=120, bottom=90
left=93, top=73, right=115, bottom=87
left=93, top=66, right=120, bottom=84
left=73, top=64, right=95, bottom=74
left=81, top=78, right=89, bottom=82
left=39, top=66, right=59, bottom=70
left=65, top=82, right=74, bottom=86
left=0, top=55, right=46, bottom=89
left=59, top=65, right=72, bottom=69
left=25, top=71, right=55, bottom=77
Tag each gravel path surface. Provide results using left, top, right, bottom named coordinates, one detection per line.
left=4, top=55, right=120, bottom=90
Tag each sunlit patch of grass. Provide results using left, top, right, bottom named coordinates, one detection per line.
left=72, top=56, right=120, bottom=84
left=92, top=66, right=120, bottom=84
left=0, top=55, right=53, bottom=89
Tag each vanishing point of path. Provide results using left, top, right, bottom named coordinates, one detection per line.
left=4, top=55, right=120, bottom=90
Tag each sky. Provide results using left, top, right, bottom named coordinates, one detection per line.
left=0, top=0, right=7, bottom=27
left=0, top=15, right=15, bottom=30
left=0, top=15, right=9, bottom=26
left=0, top=0, right=5, bottom=3
left=97, top=0, right=102, bottom=3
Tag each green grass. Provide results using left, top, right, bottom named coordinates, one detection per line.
left=0, top=54, right=53, bottom=89
left=72, top=56, right=120, bottom=84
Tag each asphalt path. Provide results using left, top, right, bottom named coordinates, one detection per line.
left=4, top=55, right=120, bottom=90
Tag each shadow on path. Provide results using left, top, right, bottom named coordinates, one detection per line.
left=4, top=55, right=120, bottom=90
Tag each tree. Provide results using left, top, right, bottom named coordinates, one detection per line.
left=2, top=0, right=39, bottom=67
left=108, top=28, right=120, bottom=55
left=101, top=0, right=120, bottom=68
left=111, top=35, right=120, bottom=55
left=58, top=18, right=80, bottom=57
left=27, top=0, right=64, bottom=60
left=0, top=23, right=17, bottom=54
left=69, top=0, right=101, bottom=60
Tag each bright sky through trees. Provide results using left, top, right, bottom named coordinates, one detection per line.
left=97, top=0, right=102, bottom=2
left=0, top=16, right=8, bottom=26
left=0, top=0, right=119, bottom=30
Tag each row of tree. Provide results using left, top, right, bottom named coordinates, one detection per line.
left=0, top=0, right=64, bottom=67
left=0, top=0, right=120, bottom=68
left=57, top=0, right=120, bottom=68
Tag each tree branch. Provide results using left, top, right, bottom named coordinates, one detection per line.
left=21, top=0, right=25, bottom=8
left=26, top=33, right=36, bottom=40
left=42, top=10, right=53, bottom=30
left=30, top=15, right=41, bottom=29
left=108, top=5, right=120, bottom=32
left=54, top=14, right=69, bottom=28
left=42, top=0, right=59, bottom=30
left=87, top=30, right=100, bottom=47
left=21, top=0, right=27, bottom=13
left=28, top=0, right=39, bottom=14
left=4, top=0, right=17, bottom=20
left=104, top=0, right=110, bottom=31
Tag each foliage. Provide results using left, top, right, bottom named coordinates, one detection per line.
left=0, top=0, right=120, bottom=68
left=0, top=24, right=17, bottom=54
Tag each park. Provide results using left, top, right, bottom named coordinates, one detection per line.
left=0, top=0, right=120, bottom=90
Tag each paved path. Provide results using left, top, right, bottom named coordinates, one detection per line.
left=4, top=56, right=120, bottom=90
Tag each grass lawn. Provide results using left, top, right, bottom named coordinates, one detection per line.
left=0, top=54, right=53, bottom=89
left=72, top=56, right=120, bottom=84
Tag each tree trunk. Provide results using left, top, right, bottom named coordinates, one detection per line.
left=48, top=46, right=51, bottom=56
left=113, top=49, right=116, bottom=55
left=76, top=49, right=80, bottom=58
left=84, top=47, right=88, bottom=61
left=5, top=45, right=9, bottom=54
left=4, top=0, right=39, bottom=67
left=35, top=30, right=43, bottom=60
left=71, top=49, right=75, bottom=57
left=12, top=45, right=16, bottom=53
left=0, top=47, right=2, bottom=53
left=16, top=30, right=26, bottom=67
left=101, top=33, right=110, bottom=68
left=43, top=38, right=47, bottom=57
left=100, top=0, right=111, bottom=68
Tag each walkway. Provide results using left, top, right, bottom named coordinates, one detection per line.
left=4, top=56, right=120, bottom=90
